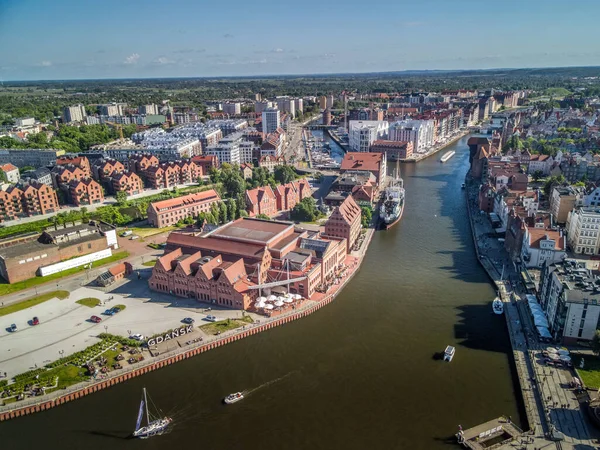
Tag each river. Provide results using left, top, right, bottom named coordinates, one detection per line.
left=0, top=135, right=522, bottom=449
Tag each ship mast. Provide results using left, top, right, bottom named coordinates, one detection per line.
left=144, top=388, right=149, bottom=426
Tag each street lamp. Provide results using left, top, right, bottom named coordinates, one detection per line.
left=104, top=325, right=108, bottom=334
left=59, top=350, right=64, bottom=359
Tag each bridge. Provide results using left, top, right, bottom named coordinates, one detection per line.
left=305, top=124, right=338, bottom=130
left=245, top=276, right=307, bottom=290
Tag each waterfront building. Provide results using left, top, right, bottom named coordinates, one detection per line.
left=323, top=195, right=361, bottom=253
left=348, top=120, right=389, bottom=153
left=551, top=186, right=583, bottom=224
left=147, top=189, right=221, bottom=227
left=388, top=120, right=434, bottom=154
left=0, top=222, right=117, bottom=284
left=566, top=208, right=600, bottom=255
left=521, top=226, right=566, bottom=268
left=0, top=149, right=64, bottom=168
left=539, top=260, right=600, bottom=344
left=322, top=109, right=332, bottom=126
left=0, top=163, right=20, bottom=184
left=492, top=189, right=539, bottom=233
left=262, top=108, right=281, bottom=135
left=369, top=140, right=413, bottom=160
left=0, top=181, right=59, bottom=222
left=62, top=104, right=87, bottom=123
left=340, top=152, right=387, bottom=185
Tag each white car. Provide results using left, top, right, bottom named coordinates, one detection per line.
left=130, top=333, right=146, bottom=341
left=205, top=315, right=217, bottom=322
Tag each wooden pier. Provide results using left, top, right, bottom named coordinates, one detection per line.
left=457, top=417, right=523, bottom=449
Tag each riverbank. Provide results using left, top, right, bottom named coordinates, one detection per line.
left=0, top=227, right=376, bottom=422
left=403, top=130, right=470, bottom=163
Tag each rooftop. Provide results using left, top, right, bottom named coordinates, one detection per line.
left=210, top=218, right=294, bottom=246
left=341, top=152, right=383, bottom=172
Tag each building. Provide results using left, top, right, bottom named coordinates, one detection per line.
left=138, top=104, right=159, bottom=115
left=141, top=161, right=201, bottom=189
left=98, top=103, right=124, bottom=116
left=539, top=260, right=600, bottom=344
left=348, top=121, right=389, bottom=153
left=255, top=101, right=273, bottom=114
left=550, top=186, right=582, bottom=224
left=222, top=102, right=241, bottom=115
left=276, top=97, right=296, bottom=118
left=319, top=96, right=327, bottom=110
left=521, top=226, right=566, bottom=268
left=92, top=158, right=126, bottom=181
left=90, top=137, right=201, bottom=161
left=324, top=195, right=361, bottom=252
left=0, top=149, right=64, bottom=168
left=262, top=108, right=281, bottom=135
left=322, top=109, right=332, bottom=126
left=191, top=155, right=219, bottom=172
left=63, top=104, right=87, bottom=123
left=528, top=154, right=554, bottom=176
left=260, top=129, right=286, bottom=158
left=96, top=261, right=133, bottom=287
left=566, top=208, right=600, bottom=255
left=15, top=117, right=35, bottom=127
left=246, top=185, right=278, bottom=217
left=56, top=155, right=92, bottom=178
left=20, top=168, right=52, bottom=187
left=68, top=178, right=104, bottom=206
left=258, top=155, right=285, bottom=173
left=147, top=189, right=221, bottom=227
left=0, top=222, right=117, bottom=284
left=240, top=163, right=253, bottom=180
left=0, top=163, right=20, bottom=183
left=369, top=140, right=413, bottom=160
left=340, top=152, right=387, bottom=184
left=128, top=153, right=160, bottom=174
left=388, top=120, right=435, bottom=154
left=111, top=171, right=143, bottom=196
left=0, top=181, right=59, bottom=222
left=274, top=179, right=311, bottom=212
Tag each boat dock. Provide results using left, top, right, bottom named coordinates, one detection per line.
left=457, top=417, right=524, bottom=450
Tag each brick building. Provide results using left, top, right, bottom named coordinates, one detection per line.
left=324, top=195, right=362, bottom=252
left=55, top=155, right=91, bottom=178
left=147, top=189, right=221, bottom=227
left=128, top=153, right=159, bottom=173
left=141, top=160, right=202, bottom=189
left=369, top=140, right=413, bottom=160
left=111, top=171, right=143, bottom=196
left=340, top=152, right=387, bottom=185
left=68, top=178, right=104, bottom=206
left=246, top=185, right=278, bottom=217
left=0, top=181, right=59, bottom=222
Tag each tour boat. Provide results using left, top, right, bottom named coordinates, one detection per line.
left=379, top=167, right=405, bottom=230
left=440, top=151, right=456, bottom=162
left=443, top=345, right=455, bottom=362
left=492, top=297, right=504, bottom=315
left=132, top=388, right=172, bottom=439
left=224, top=392, right=244, bottom=404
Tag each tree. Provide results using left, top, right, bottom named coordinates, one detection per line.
left=592, top=330, right=600, bottom=355
left=360, top=206, right=372, bottom=228
left=543, top=175, right=566, bottom=196
left=239, top=210, right=249, bottom=218
left=274, top=165, right=296, bottom=184
left=227, top=199, right=237, bottom=222
left=0, top=170, right=7, bottom=183
left=532, top=170, right=544, bottom=182
left=219, top=202, right=228, bottom=224
left=256, top=214, right=271, bottom=220
left=80, top=207, right=90, bottom=223
left=210, top=203, right=220, bottom=224
left=115, top=190, right=128, bottom=206
left=290, top=197, right=321, bottom=222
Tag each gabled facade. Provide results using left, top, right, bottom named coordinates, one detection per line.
left=324, top=195, right=362, bottom=252
left=246, top=185, right=277, bottom=217
left=68, top=178, right=104, bottom=206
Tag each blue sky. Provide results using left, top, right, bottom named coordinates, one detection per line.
left=1, top=0, right=600, bottom=80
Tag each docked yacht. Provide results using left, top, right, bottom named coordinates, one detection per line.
left=224, top=392, right=244, bottom=404
left=443, top=345, right=455, bottom=362
left=492, top=297, right=504, bottom=315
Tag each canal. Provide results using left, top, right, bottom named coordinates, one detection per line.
left=0, top=135, right=522, bottom=449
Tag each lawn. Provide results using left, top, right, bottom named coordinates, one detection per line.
left=53, top=364, right=88, bottom=389
left=114, top=304, right=126, bottom=311
left=0, top=251, right=130, bottom=296
left=0, top=290, right=70, bottom=317
left=573, top=353, right=600, bottom=389
left=199, top=316, right=254, bottom=335
left=76, top=298, right=100, bottom=308
left=126, top=226, right=175, bottom=238
left=142, top=259, right=157, bottom=267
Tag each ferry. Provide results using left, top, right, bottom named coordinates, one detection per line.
left=440, top=151, right=456, bottom=163
left=492, top=297, right=504, bottom=315
left=224, top=392, right=244, bottom=404
left=443, top=345, right=455, bottom=362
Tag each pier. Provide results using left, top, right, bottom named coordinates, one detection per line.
left=457, top=417, right=523, bottom=450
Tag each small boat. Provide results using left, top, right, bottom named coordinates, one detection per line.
left=443, top=345, right=455, bottom=362
left=132, top=388, right=172, bottom=439
left=224, top=392, right=244, bottom=404
left=440, top=151, right=456, bottom=162
left=461, top=183, right=466, bottom=189
left=492, top=297, right=504, bottom=315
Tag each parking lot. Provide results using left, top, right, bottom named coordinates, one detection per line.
left=0, top=279, right=253, bottom=379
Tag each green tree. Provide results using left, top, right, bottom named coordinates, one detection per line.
left=210, top=203, right=220, bottom=224
left=219, top=202, right=228, bottom=224
left=115, top=190, right=128, bottom=206
left=227, top=199, right=237, bottom=222
left=543, top=175, right=566, bottom=196
left=239, top=210, right=249, bottom=218
left=0, top=170, right=7, bottom=183
left=274, top=165, right=296, bottom=184
left=532, top=170, right=544, bottom=182
left=80, top=207, right=90, bottom=223
left=290, top=197, right=321, bottom=222
left=592, top=330, right=600, bottom=355
left=256, top=214, right=271, bottom=220
left=360, top=206, right=372, bottom=228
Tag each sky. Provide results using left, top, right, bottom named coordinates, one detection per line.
left=1, top=0, right=600, bottom=81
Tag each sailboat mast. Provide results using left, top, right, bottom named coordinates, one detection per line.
left=144, top=388, right=150, bottom=426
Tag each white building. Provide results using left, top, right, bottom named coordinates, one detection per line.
left=388, top=120, right=435, bottom=154
left=262, top=108, right=281, bottom=135
left=223, top=102, right=241, bottom=115
left=294, top=98, right=303, bottom=113
left=521, top=225, right=566, bottom=268
left=98, top=103, right=124, bottom=116
left=15, top=118, right=35, bottom=127
left=539, top=260, right=600, bottom=344
left=528, top=154, right=554, bottom=176
left=205, top=143, right=241, bottom=165
left=139, top=104, right=159, bottom=115
left=566, top=208, right=600, bottom=255
left=0, top=163, right=20, bottom=183
left=348, top=120, right=389, bottom=153
left=63, top=104, right=87, bottom=123
left=583, top=186, right=600, bottom=208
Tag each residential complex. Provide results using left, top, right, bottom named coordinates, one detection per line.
left=147, top=189, right=221, bottom=227
left=62, top=104, right=87, bottom=123
left=388, top=120, right=435, bottom=154
left=348, top=120, right=389, bottom=153
left=0, top=181, right=59, bottom=222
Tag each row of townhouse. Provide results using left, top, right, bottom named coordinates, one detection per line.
left=140, top=160, right=203, bottom=189
left=0, top=181, right=59, bottom=222
left=245, top=179, right=311, bottom=218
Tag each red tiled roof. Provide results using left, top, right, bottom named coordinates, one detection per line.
left=0, top=163, right=18, bottom=172
left=527, top=227, right=565, bottom=250
left=109, top=263, right=126, bottom=276
left=340, top=152, right=383, bottom=172
left=149, top=189, right=220, bottom=211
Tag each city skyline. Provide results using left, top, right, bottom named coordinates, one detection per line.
left=1, top=0, right=600, bottom=81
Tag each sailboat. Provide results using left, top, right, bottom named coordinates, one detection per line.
left=132, top=388, right=172, bottom=439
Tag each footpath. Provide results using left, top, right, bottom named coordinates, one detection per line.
left=461, top=177, right=597, bottom=450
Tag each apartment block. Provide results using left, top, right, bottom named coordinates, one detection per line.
left=147, top=189, right=221, bottom=227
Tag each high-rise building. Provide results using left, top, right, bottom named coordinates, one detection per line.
left=98, top=103, right=124, bottom=116
left=138, top=104, right=159, bottom=115
left=276, top=97, right=296, bottom=118
left=255, top=93, right=262, bottom=101
left=388, top=120, right=435, bottom=154
left=326, top=95, right=335, bottom=109
left=348, top=120, right=389, bottom=153
left=63, top=104, right=87, bottom=123
left=223, top=102, right=241, bottom=115
left=294, top=98, right=303, bottom=113
left=254, top=101, right=273, bottom=114
left=319, top=96, right=327, bottom=110
left=262, top=108, right=281, bottom=135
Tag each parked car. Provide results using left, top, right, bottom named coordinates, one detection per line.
left=121, top=230, right=133, bottom=237
left=90, top=315, right=102, bottom=323
left=130, top=333, right=145, bottom=341
left=182, top=317, right=195, bottom=324
left=9, top=323, right=17, bottom=332
left=205, top=315, right=217, bottom=322
left=103, top=309, right=115, bottom=316
left=31, top=317, right=40, bottom=326
left=129, top=235, right=140, bottom=240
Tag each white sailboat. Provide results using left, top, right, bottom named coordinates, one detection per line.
left=132, top=388, right=172, bottom=439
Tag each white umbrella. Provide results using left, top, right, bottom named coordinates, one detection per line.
left=265, top=304, right=274, bottom=310
left=293, top=294, right=302, bottom=300
left=277, top=296, right=287, bottom=302
left=284, top=297, right=293, bottom=303
left=258, top=296, right=268, bottom=303
left=267, top=295, right=278, bottom=302
left=548, top=353, right=560, bottom=360
left=560, top=355, right=572, bottom=362
left=546, top=347, right=558, bottom=354
left=274, top=300, right=284, bottom=307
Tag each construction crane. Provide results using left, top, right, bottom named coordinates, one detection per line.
left=105, top=121, right=124, bottom=140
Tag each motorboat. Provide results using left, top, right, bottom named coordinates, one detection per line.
left=440, top=151, right=456, bottom=162
left=132, top=388, right=172, bottom=439
left=492, top=297, right=504, bottom=315
left=443, top=345, right=455, bottom=362
left=224, top=392, right=244, bottom=404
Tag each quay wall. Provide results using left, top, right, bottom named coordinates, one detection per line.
left=0, top=230, right=375, bottom=422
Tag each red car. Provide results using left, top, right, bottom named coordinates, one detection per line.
left=90, top=315, right=102, bottom=323
left=31, top=317, right=40, bottom=326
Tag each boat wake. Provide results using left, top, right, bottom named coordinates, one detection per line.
left=243, top=371, right=295, bottom=396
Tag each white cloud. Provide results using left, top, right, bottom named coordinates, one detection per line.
left=40, top=61, right=52, bottom=67
left=153, top=56, right=174, bottom=65
left=272, top=48, right=284, bottom=53
left=124, top=53, right=140, bottom=65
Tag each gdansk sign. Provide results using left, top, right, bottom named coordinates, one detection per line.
left=147, top=325, right=193, bottom=346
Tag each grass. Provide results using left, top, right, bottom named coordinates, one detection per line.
left=114, top=304, right=126, bottom=311
left=573, top=353, right=600, bottom=389
left=0, top=251, right=130, bottom=296
left=76, top=298, right=100, bottom=308
left=126, top=226, right=176, bottom=238
left=53, top=365, right=88, bottom=390
left=142, top=259, right=157, bottom=267
left=199, top=315, right=254, bottom=335
left=0, top=290, right=70, bottom=317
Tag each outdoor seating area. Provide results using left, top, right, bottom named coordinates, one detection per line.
left=253, top=293, right=303, bottom=316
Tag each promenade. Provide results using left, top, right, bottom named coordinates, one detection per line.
left=462, top=177, right=598, bottom=449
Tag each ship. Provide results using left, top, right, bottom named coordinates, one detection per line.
left=224, top=392, right=244, bottom=404
left=440, top=150, right=456, bottom=162
left=492, top=297, right=504, bottom=315
left=132, top=388, right=172, bottom=439
left=443, top=345, right=455, bottom=362
left=379, top=169, right=405, bottom=230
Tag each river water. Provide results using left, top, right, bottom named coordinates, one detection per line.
left=0, top=135, right=522, bottom=449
